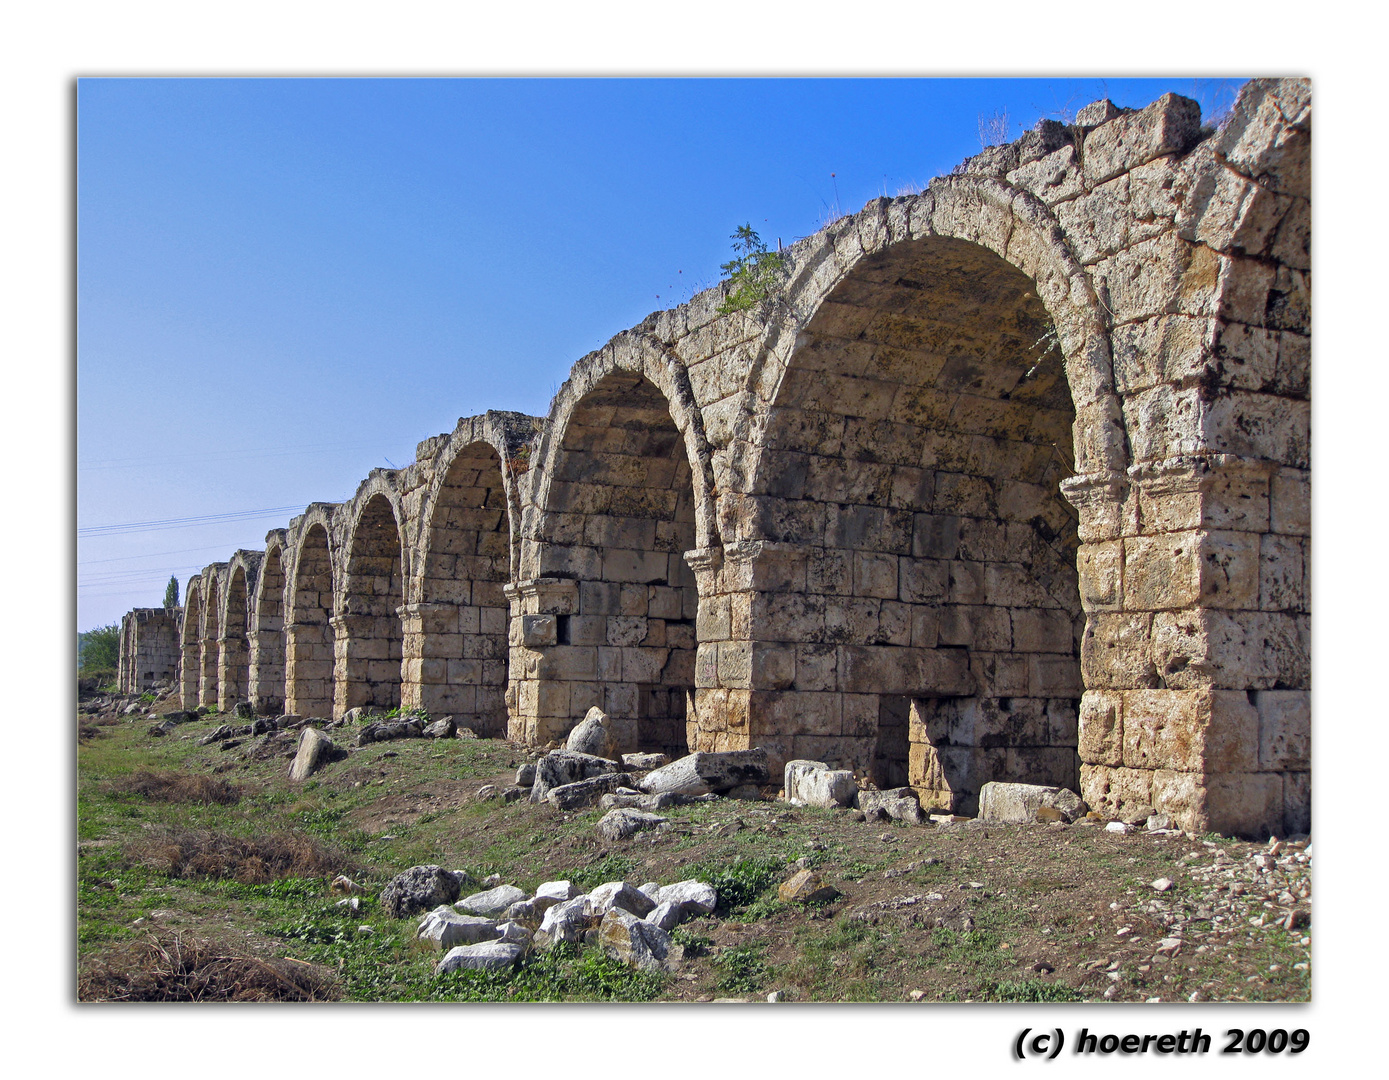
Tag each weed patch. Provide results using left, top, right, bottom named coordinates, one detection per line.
left=78, top=931, right=340, bottom=1001
left=108, top=771, right=242, bottom=805
left=126, top=826, right=354, bottom=884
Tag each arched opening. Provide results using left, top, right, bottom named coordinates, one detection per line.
left=180, top=583, right=202, bottom=708
left=335, top=494, right=404, bottom=716
left=251, top=546, right=286, bottom=714
left=406, top=442, right=510, bottom=734
left=753, top=236, right=1082, bottom=812
left=219, top=566, right=251, bottom=710
left=286, top=525, right=334, bottom=720
left=528, top=370, right=699, bottom=757
left=200, top=576, right=221, bottom=708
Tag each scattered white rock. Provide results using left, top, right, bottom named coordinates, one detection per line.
left=656, top=880, right=718, bottom=916
left=595, top=808, right=669, bottom=841
left=435, top=940, right=524, bottom=975
left=586, top=881, right=657, bottom=919
left=457, top=884, right=528, bottom=916
left=1151, top=877, right=1174, bottom=892
left=1106, top=821, right=1131, bottom=834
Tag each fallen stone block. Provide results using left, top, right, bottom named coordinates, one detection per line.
left=417, top=909, right=501, bottom=951
left=655, top=880, right=718, bottom=916
left=857, top=787, right=925, bottom=824
left=530, top=749, right=621, bottom=803
left=639, top=749, right=769, bottom=796
left=537, top=895, right=596, bottom=945
left=778, top=869, right=840, bottom=904
left=585, top=881, right=656, bottom=919
left=288, top=727, right=340, bottom=781
left=356, top=719, right=425, bottom=746
left=565, top=706, right=637, bottom=759
left=422, top=716, right=456, bottom=739
left=456, top=884, right=529, bottom=917
left=435, top=940, right=524, bottom=975
left=622, top=752, right=669, bottom=771
left=595, top=808, right=669, bottom=842
left=976, top=782, right=1087, bottom=825
left=546, top=772, right=634, bottom=811
left=380, top=865, right=462, bottom=919
left=644, top=900, right=684, bottom=932
left=598, top=791, right=675, bottom=813
left=515, top=762, right=537, bottom=787
left=784, top=760, right=856, bottom=808
left=599, top=907, right=676, bottom=971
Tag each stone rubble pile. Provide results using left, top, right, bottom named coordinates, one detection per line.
left=381, top=864, right=719, bottom=977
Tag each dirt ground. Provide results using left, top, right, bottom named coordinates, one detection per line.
left=77, top=694, right=1311, bottom=1003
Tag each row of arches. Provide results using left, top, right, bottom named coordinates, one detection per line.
left=185, top=182, right=1108, bottom=805
left=169, top=79, right=1312, bottom=838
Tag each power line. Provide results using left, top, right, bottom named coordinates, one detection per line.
left=79, top=505, right=308, bottom=537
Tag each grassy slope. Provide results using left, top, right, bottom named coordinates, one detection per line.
left=76, top=708, right=1312, bottom=1003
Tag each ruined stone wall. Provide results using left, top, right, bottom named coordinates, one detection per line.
left=117, top=608, right=181, bottom=693
left=127, top=79, right=1308, bottom=837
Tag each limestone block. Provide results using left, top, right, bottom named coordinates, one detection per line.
left=1011, top=608, right=1074, bottom=654
left=1082, top=92, right=1202, bottom=187
left=792, top=643, right=837, bottom=691
left=1254, top=690, right=1309, bottom=770
left=1005, top=143, right=1083, bottom=204
left=784, top=759, right=855, bottom=808
left=1214, top=79, right=1310, bottom=197
left=1121, top=689, right=1259, bottom=773
left=1283, top=770, right=1310, bottom=835
left=751, top=642, right=796, bottom=691
left=639, top=749, right=769, bottom=796
left=977, top=782, right=1087, bottom=824
left=853, top=551, right=898, bottom=599
left=1270, top=468, right=1310, bottom=536
left=1202, top=392, right=1309, bottom=469
left=970, top=652, right=1030, bottom=697
left=1110, top=315, right=1211, bottom=395
left=1153, top=769, right=1284, bottom=839
left=1151, top=608, right=1307, bottom=691
left=1259, top=533, right=1306, bottom=612
left=1078, top=690, right=1124, bottom=767
left=1076, top=541, right=1123, bottom=612
left=1079, top=763, right=1154, bottom=820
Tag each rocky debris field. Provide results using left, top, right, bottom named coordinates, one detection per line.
left=76, top=698, right=1311, bottom=1003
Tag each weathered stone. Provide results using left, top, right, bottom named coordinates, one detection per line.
left=546, top=772, right=635, bottom=811
left=655, top=880, right=718, bottom=915
left=645, top=900, right=685, bottom=932
left=977, top=782, right=1088, bottom=824
left=537, top=895, right=595, bottom=945
left=456, top=884, right=528, bottom=917
left=784, top=759, right=856, bottom=808
left=422, top=716, right=456, bottom=739
left=599, top=907, right=676, bottom=971
left=639, top=749, right=770, bottom=796
left=380, top=865, right=462, bottom=919
left=778, top=869, right=840, bottom=904
left=565, top=705, right=637, bottom=759
left=857, top=787, right=925, bottom=824
left=417, top=908, right=500, bottom=950
left=515, top=762, right=537, bottom=787
left=622, top=752, right=670, bottom=770
left=288, top=727, right=338, bottom=781
left=529, top=749, right=621, bottom=803
left=595, top=808, right=669, bottom=841
left=598, top=791, right=675, bottom=813
left=585, top=881, right=657, bottom=919
left=435, top=940, right=524, bottom=975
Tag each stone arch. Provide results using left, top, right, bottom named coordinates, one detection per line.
left=724, top=188, right=1121, bottom=810
left=404, top=437, right=512, bottom=733
left=180, top=578, right=203, bottom=709
left=218, top=556, right=254, bottom=710
left=199, top=569, right=224, bottom=708
left=286, top=516, right=337, bottom=720
left=511, top=347, right=715, bottom=756
left=334, top=491, right=406, bottom=717
left=250, top=534, right=287, bottom=715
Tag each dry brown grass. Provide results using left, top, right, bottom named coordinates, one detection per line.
left=79, top=931, right=340, bottom=1002
left=127, top=826, right=353, bottom=884
left=110, top=770, right=243, bottom=805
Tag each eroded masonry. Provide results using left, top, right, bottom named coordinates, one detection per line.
left=118, top=81, right=1310, bottom=837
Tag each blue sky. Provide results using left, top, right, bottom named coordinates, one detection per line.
left=77, top=77, right=1246, bottom=629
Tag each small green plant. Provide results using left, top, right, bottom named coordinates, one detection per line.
left=716, top=225, right=786, bottom=314
left=691, top=855, right=783, bottom=913
left=977, top=978, right=1086, bottom=1003
left=670, top=927, right=713, bottom=958
left=716, top=941, right=772, bottom=995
